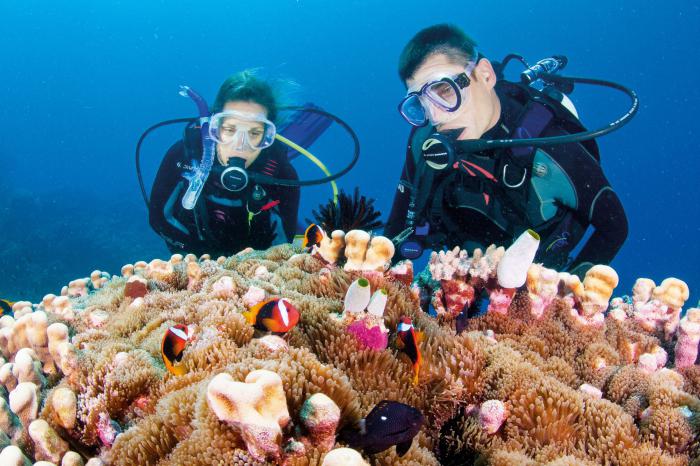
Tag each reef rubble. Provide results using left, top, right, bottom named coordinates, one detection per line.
left=0, top=229, right=698, bottom=465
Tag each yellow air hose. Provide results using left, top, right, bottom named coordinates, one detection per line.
left=275, top=133, right=339, bottom=205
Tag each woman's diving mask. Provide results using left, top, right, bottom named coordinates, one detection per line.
left=209, top=110, right=277, bottom=151
left=398, top=59, right=479, bottom=127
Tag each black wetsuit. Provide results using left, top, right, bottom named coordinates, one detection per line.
left=385, top=81, right=628, bottom=276
left=149, top=133, right=299, bottom=257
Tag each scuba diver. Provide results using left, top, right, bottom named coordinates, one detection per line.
left=385, top=24, right=635, bottom=278
left=143, top=70, right=359, bottom=257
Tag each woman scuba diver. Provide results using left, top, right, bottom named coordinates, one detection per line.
left=148, top=71, right=302, bottom=257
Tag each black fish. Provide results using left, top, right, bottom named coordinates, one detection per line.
left=456, top=288, right=489, bottom=334
left=417, top=286, right=431, bottom=314
left=339, top=400, right=424, bottom=457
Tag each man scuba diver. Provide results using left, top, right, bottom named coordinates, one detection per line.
left=385, top=24, right=632, bottom=278
left=144, top=70, right=359, bottom=257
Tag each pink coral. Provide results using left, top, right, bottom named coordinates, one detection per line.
left=628, top=277, right=689, bottom=340
left=433, top=279, right=475, bottom=318
left=526, top=265, right=560, bottom=318
left=97, top=412, right=121, bottom=447
left=487, top=288, right=515, bottom=315
left=637, top=353, right=658, bottom=375
left=608, top=297, right=631, bottom=321
left=429, top=247, right=471, bottom=281
left=633, top=299, right=671, bottom=333
left=258, top=335, right=289, bottom=353
left=468, top=245, right=505, bottom=284
left=674, top=308, right=700, bottom=369
left=388, top=260, right=414, bottom=287
left=243, top=286, right=266, bottom=307
left=569, top=305, right=605, bottom=327
left=478, top=399, right=507, bottom=434
left=211, top=276, right=236, bottom=297
left=300, top=393, right=340, bottom=451
left=346, top=320, right=388, bottom=351
left=579, top=383, right=603, bottom=399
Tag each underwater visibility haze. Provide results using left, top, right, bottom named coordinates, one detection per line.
left=1, top=0, right=699, bottom=301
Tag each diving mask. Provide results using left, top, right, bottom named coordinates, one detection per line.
left=399, top=59, right=479, bottom=127
left=209, top=110, right=277, bottom=151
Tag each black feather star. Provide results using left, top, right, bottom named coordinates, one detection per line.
left=306, top=187, right=383, bottom=233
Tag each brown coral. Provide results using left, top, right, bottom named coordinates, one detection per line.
left=504, top=379, right=583, bottom=455
left=641, top=406, right=694, bottom=455
left=578, top=398, right=640, bottom=464
left=2, top=243, right=700, bottom=466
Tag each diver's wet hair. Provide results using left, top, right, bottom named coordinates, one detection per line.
left=398, top=24, right=478, bottom=84
left=212, top=69, right=278, bottom=122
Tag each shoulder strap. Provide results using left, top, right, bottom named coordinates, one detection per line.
left=498, top=81, right=600, bottom=162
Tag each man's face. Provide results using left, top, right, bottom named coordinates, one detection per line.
left=406, top=53, right=500, bottom=140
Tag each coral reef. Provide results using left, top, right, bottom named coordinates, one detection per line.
left=0, top=238, right=698, bottom=465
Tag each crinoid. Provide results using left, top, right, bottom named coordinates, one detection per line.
left=307, top=187, right=382, bottom=232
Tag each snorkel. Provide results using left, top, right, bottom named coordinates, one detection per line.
left=135, top=91, right=360, bottom=213
left=178, top=85, right=215, bottom=210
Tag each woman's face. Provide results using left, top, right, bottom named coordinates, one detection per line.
left=216, top=100, right=269, bottom=168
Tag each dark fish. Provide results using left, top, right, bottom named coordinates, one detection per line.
left=396, top=316, right=423, bottom=385
left=339, top=400, right=424, bottom=456
left=455, top=304, right=470, bottom=335
left=243, top=298, right=300, bottom=334
left=417, top=286, right=431, bottom=314
left=0, top=299, right=14, bottom=316
left=161, top=324, right=192, bottom=376
left=302, top=223, right=325, bottom=249
left=455, top=288, right=489, bottom=334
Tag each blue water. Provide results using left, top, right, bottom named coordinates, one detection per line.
left=1, top=1, right=698, bottom=305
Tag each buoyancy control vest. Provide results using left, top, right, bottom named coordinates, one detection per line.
left=410, top=81, right=601, bottom=268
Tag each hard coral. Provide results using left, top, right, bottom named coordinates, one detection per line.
left=0, top=236, right=697, bottom=466
left=206, top=370, right=290, bottom=461
left=675, top=308, right=700, bottom=369
left=300, top=393, right=341, bottom=451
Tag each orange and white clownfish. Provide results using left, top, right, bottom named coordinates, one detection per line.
left=396, top=316, right=423, bottom=386
left=302, top=223, right=325, bottom=250
left=161, top=324, right=192, bottom=376
left=243, top=298, right=300, bottom=334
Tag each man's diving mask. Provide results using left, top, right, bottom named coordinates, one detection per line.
left=398, top=59, right=479, bottom=127
left=209, top=110, right=277, bottom=151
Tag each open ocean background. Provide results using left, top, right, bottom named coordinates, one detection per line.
left=1, top=0, right=698, bottom=307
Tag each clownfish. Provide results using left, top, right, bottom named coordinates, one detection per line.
left=243, top=298, right=300, bottom=334
left=161, top=324, right=192, bottom=376
left=396, top=316, right=423, bottom=386
left=302, top=223, right=325, bottom=250
left=0, top=299, right=14, bottom=316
